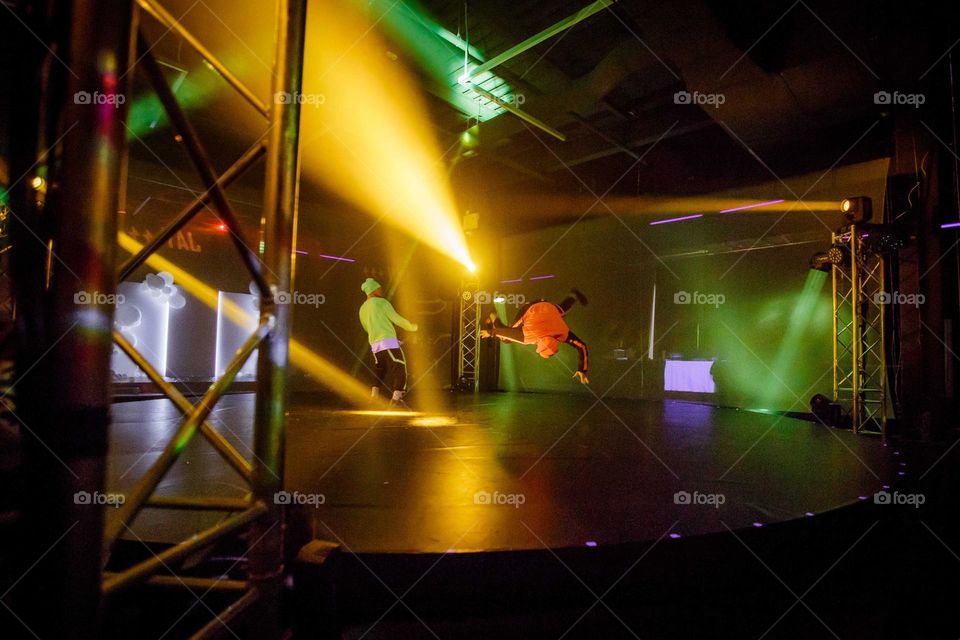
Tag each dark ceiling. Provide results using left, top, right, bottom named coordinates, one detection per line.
left=414, top=0, right=954, bottom=215
left=91, top=0, right=960, bottom=237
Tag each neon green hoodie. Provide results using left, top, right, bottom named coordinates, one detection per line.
left=359, top=296, right=417, bottom=345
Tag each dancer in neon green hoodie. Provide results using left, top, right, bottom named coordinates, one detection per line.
left=359, top=278, right=418, bottom=404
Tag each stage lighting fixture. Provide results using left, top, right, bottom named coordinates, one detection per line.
left=460, top=130, right=480, bottom=158
left=809, top=252, right=832, bottom=272
left=810, top=393, right=842, bottom=427
left=826, top=245, right=848, bottom=266
left=840, top=196, right=872, bottom=223
left=460, top=130, right=479, bottom=148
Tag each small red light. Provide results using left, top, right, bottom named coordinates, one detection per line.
left=217, top=223, right=227, bottom=232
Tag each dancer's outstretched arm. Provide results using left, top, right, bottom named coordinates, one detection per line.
left=480, top=325, right=525, bottom=343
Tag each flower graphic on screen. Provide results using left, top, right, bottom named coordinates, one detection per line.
left=141, top=271, right=186, bottom=309
left=113, top=300, right=142, bottom=350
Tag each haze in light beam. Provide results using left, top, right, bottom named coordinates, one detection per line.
left=758, top=268, right=830, bottom=410
left=297, top=1, right=474, bottom=271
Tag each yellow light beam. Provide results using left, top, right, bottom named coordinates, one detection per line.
left=484, top=193, right=842, bottom=219
left=297, top=1, right=474, bottom=270
left=165, top=0, right=478, bottom=273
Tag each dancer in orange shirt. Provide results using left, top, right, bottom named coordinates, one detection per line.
left=480, top=290, right=590, bottom=384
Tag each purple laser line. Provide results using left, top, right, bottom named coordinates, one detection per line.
left=719, top=198, right=785, bottom=213
left=318, top=253, right=355, bottom=262
left=650, top=214, right=703, bottom=225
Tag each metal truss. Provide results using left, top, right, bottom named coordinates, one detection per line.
left=456, top=278, right=482, bottom=391
left=101, top=1, right=307, bottom=636
left=832, top=225, right=887, bottom=435
left=9, top=1, right=306, bottom=637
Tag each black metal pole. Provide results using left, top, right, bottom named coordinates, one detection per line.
left=9, top=1, right=133, bottom=638
left=118, top=140, right=266, bottom=281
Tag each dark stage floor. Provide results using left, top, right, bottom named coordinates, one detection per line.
left=108, top=392, right=899, bottom=553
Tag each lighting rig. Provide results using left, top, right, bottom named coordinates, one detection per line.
left=810, top=196, right=906, bottom=435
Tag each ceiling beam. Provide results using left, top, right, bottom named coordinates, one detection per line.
left=465, top=0, right=615, bottom=80
left=547, top=118, right=715, bottom=170
left=569, top=111, right=641, bottom=160
left=470, top=85, right=566, bottom=141
left=459, top=0, right=615, bottom=141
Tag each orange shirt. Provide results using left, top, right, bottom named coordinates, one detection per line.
left=520, top=302, right=569, bottom=344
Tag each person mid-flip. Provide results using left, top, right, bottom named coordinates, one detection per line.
left=480, top=289, right=589, bottom=384
left=359, top=278, right=418, bottom=404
